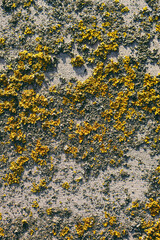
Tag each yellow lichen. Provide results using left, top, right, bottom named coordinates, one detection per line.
left=121, top=7, right=129, bottom=13
left=60, top=226, right=69, bottom=237
left=46, top=208, right=53, bottom=215
left=0, top=228, right=4, bottom=237
left=75, top=217, right=94, bottom=237
left=145, top=198, right=160, bottom=217
left=71, top=55, right=85, bottom=67
left=32, top=201, right=39, bottom=208
left=62, top=182, right=70, bottom=189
